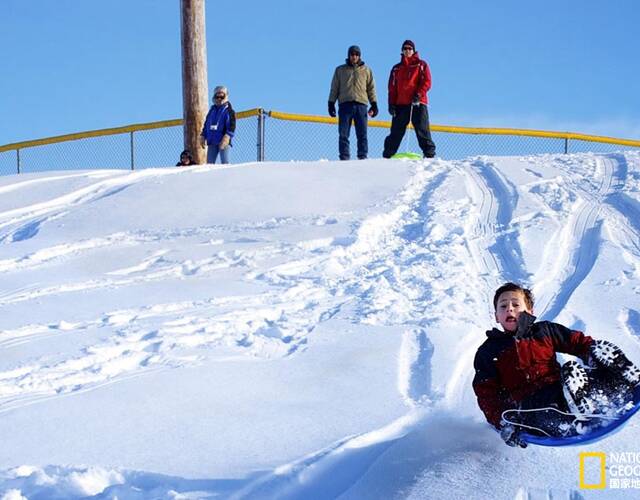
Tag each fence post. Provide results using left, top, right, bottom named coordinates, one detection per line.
left=257, top=108, right=265, bottom=162
left=130, top=131, right=135, bottom=170
left=564, top=137, right=568, bottom=154
left=16, top=149, right=21, bottom=174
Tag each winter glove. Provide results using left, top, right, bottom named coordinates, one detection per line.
left=219, top=134, right=231, bottom=150
left=388, top=104, right=396, bottom=117
left=500, top=424, right=528, bottom=448
left=328, top=101, right=337, bottom=118
left=199, top=135, right=206, bottom=149
left=412, top=94, right=421, bottom=106
left=368, top=102, right=378, bottom=118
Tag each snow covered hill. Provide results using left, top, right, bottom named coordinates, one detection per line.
left=1, top=153, right=639, bottom=499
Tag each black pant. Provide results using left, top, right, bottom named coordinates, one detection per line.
left=383, top=104, right=436, bottom=158
left=338, top=102, right=368, bottom=160
left=504, top=382, right=575, bottom=437
left=506, top=368, right=635, bottom=437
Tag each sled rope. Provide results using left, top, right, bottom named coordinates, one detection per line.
left=501, top=407, right=619, bottom=437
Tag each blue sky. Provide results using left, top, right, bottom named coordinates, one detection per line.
left=2, top=0, right=639, bottom=145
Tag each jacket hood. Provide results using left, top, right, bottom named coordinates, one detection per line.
left=485, top=311, right=537, bottom=339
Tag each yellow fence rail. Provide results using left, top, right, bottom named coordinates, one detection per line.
left=1, top=108, right=639, bottom=175
left=267, top=110, right=640, bottom=147
left=0, top=109, right=262, bottom=153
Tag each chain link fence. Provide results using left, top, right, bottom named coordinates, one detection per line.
left=2, top=109, right=639, bottom=176
left=263, top=117, right=568, bottom=161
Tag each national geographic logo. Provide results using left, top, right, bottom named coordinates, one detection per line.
left=580, top=452, right=640, bottom=490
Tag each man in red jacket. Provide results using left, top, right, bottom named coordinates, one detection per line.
left=383, top=40, right=436, bottom=159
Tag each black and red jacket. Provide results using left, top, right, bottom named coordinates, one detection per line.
left=472, top=312, right=593, bottom=428
left=388, top=51, right=432, bottom=106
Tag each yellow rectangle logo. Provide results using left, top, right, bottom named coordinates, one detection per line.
left=579, top=452, right=606, bottom=489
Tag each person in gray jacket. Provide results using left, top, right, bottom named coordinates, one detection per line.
left=328, top=45, right=378, bottom=160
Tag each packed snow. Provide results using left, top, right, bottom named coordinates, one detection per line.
left=1, top=152, right=640, bottom=499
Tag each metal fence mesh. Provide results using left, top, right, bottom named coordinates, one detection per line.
left=2, top=112, right=639, bottom=176
left=432, top=132, right=567, bottom=159
left=567, top=139, right=635, bottom=155
left=265, top=118, right=336, bottom=161
left=0, top=151, right=16, bottom=176
left=23, top=134, right=131, bottom=173
left=133, top=125, right=183, bottom=169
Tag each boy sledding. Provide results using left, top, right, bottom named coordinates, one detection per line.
left=473, top=282, right=640, bottom=448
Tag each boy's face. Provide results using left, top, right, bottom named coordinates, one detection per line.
left=495, top=290, right=532, bottom=332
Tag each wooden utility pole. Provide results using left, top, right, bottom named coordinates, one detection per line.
left=180, top=0, right=208, bottom=164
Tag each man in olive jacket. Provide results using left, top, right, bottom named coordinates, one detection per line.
left=328, top=45, right=378, bottom=160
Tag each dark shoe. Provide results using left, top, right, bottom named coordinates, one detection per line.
left=423, top=152, right=435, bottom=159
left=590, top=340, right=640, bottom=386
left=561, top=361, right=595, bottom=415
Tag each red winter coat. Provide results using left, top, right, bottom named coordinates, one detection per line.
left=388, top=51, right=432, bottom=106
left=472, top=312, right=593, bottom=428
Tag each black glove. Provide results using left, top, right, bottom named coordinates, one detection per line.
left=368, top=102, right=378, bottom=118
left=500, top=424, right=528, bottom=448
left=412, top=94, right=421, bottom=106
left=328, top=101, right=337, bottom=117
left=388, top=104, right=396, bottom=117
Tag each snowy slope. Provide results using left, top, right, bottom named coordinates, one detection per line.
left=1, top=153, right=640, bottom=500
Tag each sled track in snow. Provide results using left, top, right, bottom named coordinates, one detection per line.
left=0, top=170, right=173, bottom=244
left=535, top=155, right=617, bottom=321
left=462, top=158, right=530, bottom=284
left=445, top=157, right=531, bottom=407
left=601, top=154, right=640, bottom=258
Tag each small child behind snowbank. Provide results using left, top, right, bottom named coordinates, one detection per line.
left=473, top=282, right=640, bottom=448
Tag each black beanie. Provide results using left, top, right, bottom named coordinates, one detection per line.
left=348, top=45, right=361, bottom=56
left=402, top=40, right=416, bottom=51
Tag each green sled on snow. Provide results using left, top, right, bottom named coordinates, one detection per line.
left=391, top=152, right=423, bottom=160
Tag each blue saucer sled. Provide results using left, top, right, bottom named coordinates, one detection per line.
left=521, top=385, right=640, bottom=447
